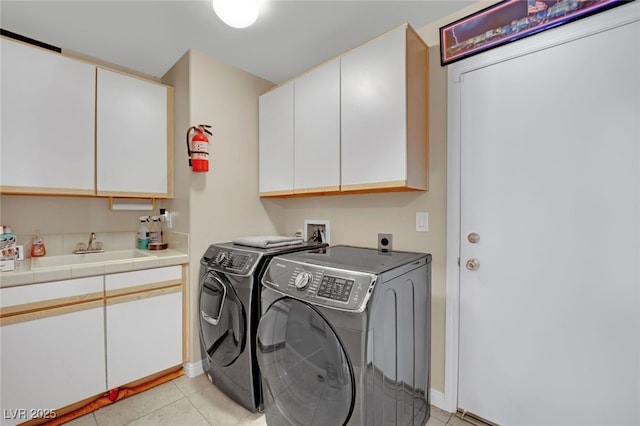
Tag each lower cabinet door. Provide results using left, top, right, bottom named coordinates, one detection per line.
left=0, top=305, right=106, bottom=426
left=105, top=290, right=182, bottom=389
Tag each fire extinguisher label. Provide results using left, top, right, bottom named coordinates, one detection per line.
left=192, top=142, right=208, bottom=153
left=192, top=152, right=208, bottom=160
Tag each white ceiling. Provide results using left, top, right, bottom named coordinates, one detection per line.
left=1, top=1, right=476, bottom=84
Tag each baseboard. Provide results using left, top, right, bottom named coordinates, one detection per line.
left=183, top=360, right=204, bottom=378
left=430, top=388, right=448, bottom=412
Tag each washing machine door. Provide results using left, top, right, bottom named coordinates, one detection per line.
left=199, top=271, right=246, bottom=366
left=257, top=297, right=354, bottom=426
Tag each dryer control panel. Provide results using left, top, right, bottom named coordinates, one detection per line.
left=261, top=258, right=376, bottom=313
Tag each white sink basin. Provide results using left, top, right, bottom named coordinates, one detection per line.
left=31, top=249, right=155, bottom=270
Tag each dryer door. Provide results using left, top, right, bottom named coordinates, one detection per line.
left=257, top=297, right=354, bottom=426
left=199, top=271, right=246, bottom=366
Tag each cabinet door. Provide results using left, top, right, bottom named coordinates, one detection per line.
left=294, top=59, right=341, bottom=194
left=105, top=291, right=182, bottom=389
left=1, top=307, right=105, bottom=425
left=96, top=68, right=171, bottom=197
left=259, top=81, right=294, bottom=196
left=0, top=38, right=95, bottom=195
left=340, top=27, right=408, bottom=190
left=104, top=266, right=183, bottom=389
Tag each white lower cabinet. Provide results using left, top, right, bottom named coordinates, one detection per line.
left=105, top=266, right=183, bottom=389
left=0, top=277, right=105, bottom=426
left=106, top=291, right=182, bottom=388
left=0, top=266, right=184, bottom=424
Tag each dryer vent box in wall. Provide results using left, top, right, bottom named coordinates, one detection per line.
left=378, top=233, right=393, bottom=252
left=304, top=220, right=330, bottom=244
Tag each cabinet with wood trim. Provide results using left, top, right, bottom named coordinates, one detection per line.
left=0, top=36, right=174, bottom=198
left=0, top=277, right=106, bottom=426
left=104, top=265, right=184, bottom=389
left=96, top=68, right=173, bottom=198
left=0, top=37, right=96, bottom=196
left=0, top=265, right=185, bottom=422
left=258, top=24, right=428, bottom=197
left=340, top=24, right=429, bottom=192
left=258, top=81, right=295, bottom=196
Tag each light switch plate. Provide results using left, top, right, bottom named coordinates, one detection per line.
left=416, top=212, right=429, bottom=232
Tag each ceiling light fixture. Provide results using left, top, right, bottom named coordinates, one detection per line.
left=212, top=0, right=260, bottom=29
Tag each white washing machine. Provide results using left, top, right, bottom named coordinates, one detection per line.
left=257, top=245, right=432, bottom=425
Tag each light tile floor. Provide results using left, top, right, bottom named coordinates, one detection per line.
left=65, top=374, right=475, bottom=426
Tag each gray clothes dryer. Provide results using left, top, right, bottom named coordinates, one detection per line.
left=257, top=245, right=432, bottom=425
left=198, top=241, right=326, bottom=413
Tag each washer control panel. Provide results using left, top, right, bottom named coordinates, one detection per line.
left=200, top=245, right=260, bottom=276
left=262, top=258, right=376, bottom=312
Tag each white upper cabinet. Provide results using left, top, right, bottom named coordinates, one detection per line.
left=294, top=58, right=341, bottom=194
left=96, top=68, right=172, bottom=198
left=0, top=38, right=173, bottom=199
left=258, top=24, right=428, bottom=198
left=341, top=25, right=428, bottom=192
left=0, top=38, right=96, bottom=195
left=259, top=81, right=294, bottom=196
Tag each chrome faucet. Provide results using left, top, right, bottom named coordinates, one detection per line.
left=87, top=232, right=97, bottom=251
left=74, top=232, right=104, bottom=254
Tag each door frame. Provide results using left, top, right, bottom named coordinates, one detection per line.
left=443, top=2, right=640, bottom=413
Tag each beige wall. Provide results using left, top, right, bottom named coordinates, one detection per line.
left=0, top=195, right=145, bottom=248
left=162, top=49, right=283, bottom=363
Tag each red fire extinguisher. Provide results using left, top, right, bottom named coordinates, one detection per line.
left=186, top=124, right=212, bottom=172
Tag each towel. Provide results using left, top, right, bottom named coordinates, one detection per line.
left=233, top=235, right=304, bottom=249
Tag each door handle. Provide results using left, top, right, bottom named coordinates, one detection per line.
left=202, top=276, right=227, bottom=325
left=466, top=258, right=480, bottom=271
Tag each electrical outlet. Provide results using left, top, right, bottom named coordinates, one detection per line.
left=378, top=233, right=393, bottom=252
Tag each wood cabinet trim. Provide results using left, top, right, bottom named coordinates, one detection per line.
left=0, top=299, right=104, bottom=326
left=105, top=285, right=181, bottom=306
left=0, top=292, right=104, bottom=318
left=105, top=279, right=182, bottom=298
left=0, top=186, right=96, bottom=196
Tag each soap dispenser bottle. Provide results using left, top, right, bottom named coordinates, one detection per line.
left=30, top=229, right=46, bottom=257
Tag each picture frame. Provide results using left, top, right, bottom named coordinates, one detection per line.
left=439, top=0, right=634, bottom=66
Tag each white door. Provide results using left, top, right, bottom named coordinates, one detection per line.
left=457, top=16, right=639, bottom=426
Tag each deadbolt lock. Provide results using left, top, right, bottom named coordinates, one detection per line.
left=467, top=233, right=480, bottom=244
left=466, top=258, right=480, bottom=271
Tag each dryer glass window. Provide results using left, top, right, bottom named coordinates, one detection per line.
left=257, top=298, right=354, bottom=425
left=200, top=272, right=246, bottom=366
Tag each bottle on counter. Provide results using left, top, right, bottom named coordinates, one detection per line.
left=149, top=216, right=163, bottom=244
left=30, top=229, right=46, bottom=257
left=136, top=216, right=150, bottom=250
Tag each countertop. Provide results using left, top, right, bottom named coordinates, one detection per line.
left=0, top=249, right=189, bottom=288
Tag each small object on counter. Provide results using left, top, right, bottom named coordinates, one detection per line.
left=1, top=225, right=17, bottom=271
left=30, top=229, right=47, bottom=257
left=149, top=216, right=163, bottom=244
left=1, top=225, right=18, bottom=260
left=148, top=242, right=168, bottom=250
left=137, top=216, right=150, bottom=250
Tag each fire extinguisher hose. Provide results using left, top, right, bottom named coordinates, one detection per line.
left=186, top=126, right=194, bottom=167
